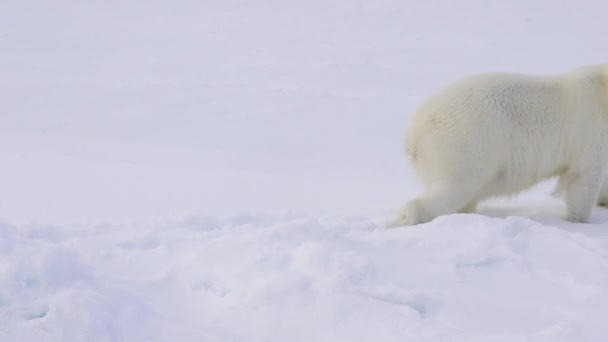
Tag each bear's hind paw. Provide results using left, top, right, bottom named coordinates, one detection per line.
left=390, top=200, right=424, bottom=227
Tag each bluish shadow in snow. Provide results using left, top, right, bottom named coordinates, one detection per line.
left=455, top=255, right=503, bottom=269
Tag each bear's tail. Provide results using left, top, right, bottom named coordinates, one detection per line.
left=404, top=118, right=423, bottom=162
left=405, top=135, right=417, bottom=161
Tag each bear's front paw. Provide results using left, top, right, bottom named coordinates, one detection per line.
left=565, top=213, right=589, bottom=223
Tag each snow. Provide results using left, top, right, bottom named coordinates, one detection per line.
left=3, top=210, right=608, bottom=341
left=2, top=0, right=608, bottom=340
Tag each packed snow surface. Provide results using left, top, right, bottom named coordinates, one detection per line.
left=3, top=208, right=608, bottom=341
left=2, top=0, right=608, bottom=341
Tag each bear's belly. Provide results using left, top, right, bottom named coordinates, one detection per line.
left=480, top=159, right=565, bottom=199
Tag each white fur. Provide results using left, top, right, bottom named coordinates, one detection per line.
left=395, top=65, right=608, bottom=226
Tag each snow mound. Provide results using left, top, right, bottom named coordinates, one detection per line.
left=2, top=213, right=608, bottom=341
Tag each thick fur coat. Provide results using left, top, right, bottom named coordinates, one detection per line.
left=395, top=65, right=608, bottom=226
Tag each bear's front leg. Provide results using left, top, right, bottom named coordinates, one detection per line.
left=596, top=175, right=608, bottom=207
left=562, top=171, right=603, bottom=223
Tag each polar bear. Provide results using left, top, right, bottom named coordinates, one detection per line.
left=394, top=65, right=608, bottom=226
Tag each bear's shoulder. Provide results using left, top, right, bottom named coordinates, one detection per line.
left=563, top=64, right=608, bottom=87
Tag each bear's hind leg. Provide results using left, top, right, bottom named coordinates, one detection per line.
left=460, top=201, right=478, bottom=213
left=394, top=178, right=482, bottom=226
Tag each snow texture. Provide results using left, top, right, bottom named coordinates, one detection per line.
left=2, top=0, right=608, bottom=341
left=3, top=210, right=608, bottom=341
